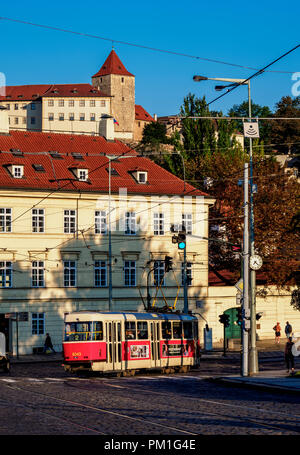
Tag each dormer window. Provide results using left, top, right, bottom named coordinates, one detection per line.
left=77, top=169, right=88, bottom=181
left=12, top=165, right=24, bottom=179
left=137, top=171, right=147, bottom=184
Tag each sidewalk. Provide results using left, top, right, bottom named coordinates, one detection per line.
left=10, top=352, right=63, bottom=364
left=213, top=370, right=300, bottom=394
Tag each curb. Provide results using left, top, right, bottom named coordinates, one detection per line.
left=209, top=377, right=300, bottom=395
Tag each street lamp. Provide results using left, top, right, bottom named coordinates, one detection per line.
left=194, top=75, right=258, bottom=375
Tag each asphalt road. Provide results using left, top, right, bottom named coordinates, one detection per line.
left=0, top=356, right=299, bottom=439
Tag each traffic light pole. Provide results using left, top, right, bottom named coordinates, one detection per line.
left=242, top=163, right=250, bottom=377
left=183, top=244, right=188, bottom=314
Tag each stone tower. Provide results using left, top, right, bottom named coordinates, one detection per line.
left=92, top=50, right=135, bottom=140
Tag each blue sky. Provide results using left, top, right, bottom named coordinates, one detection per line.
left=1, top=1, right=299, bottom=117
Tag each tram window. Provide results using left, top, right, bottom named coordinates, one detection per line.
left=125, top=321, right=136, bottom=339
left=137, top=321, right=148, bottom=339
left=162, top=321, right=171, bottom=339
left=93, top=322, right=103, bottom=340
left=65, top=322, right=91, bottom=341
left=172, top=321, right=182, bottom=339
left=183, top=321, right=193, bottom=339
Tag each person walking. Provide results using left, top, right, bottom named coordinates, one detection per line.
left=285, top=321, right=293, bottom=339
left=43, top=333, right=56, bottom=354
left=285, top=337, right=295, bottom=374
left=273, top=322, right=281, bottom=344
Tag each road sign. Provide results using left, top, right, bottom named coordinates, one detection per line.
left=243, top=122, right=259, bottom=138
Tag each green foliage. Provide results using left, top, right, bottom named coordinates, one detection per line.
left=141, top=121, right=169, bottom=146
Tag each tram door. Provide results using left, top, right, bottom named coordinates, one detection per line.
left=105, top=321, right=122, bottom=371
left=150, top=321, right=161, bottom=368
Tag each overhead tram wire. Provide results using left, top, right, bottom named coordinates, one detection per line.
left=0, top=16, right=296, bottom=74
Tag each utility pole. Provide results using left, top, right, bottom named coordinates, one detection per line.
left=242, top=163, right=250, bottom=376
left=248, top=82, right=259, bottom=374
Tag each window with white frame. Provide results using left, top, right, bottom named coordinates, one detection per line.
left=48, top=113, right=54, bottom=121
left=59, top=113, right=64, bottom=121
left=0, top=261, right=12, bottom=287
left=64, top=261, right=76, bottom=287
left=31, top=312, right=45, bottom=335
left=32, top=208, right=45, bottom=233
left=125, top=212, right=136, bottom=235
left=0, top=208, right=12, bottom=232
left=79, top=113, right=85, bottom=121
left=95, top=210, right=107, bottom=234
left=153, top=260, right=165, bottom=286
left=58, top=99, right=64, bottom=107
left=79, top=100, right=85, bottom=107
left=32, top=261, right=45, bottom=287
left=12, top=165, right=24, bottom=178
left=182, top=213, right=193, bottom=234
left=68, top=99, right=74, bottom=107
left=94, top=260, right=107, bottom=287
left=154, top=213, right=164, bottom=235
left=48, top=99, right=54, bottom=107
left=124, top=260, right=136, bottom=287
left=137, top=171, right=147, bottom=184
left=78, top=169, right=88, bottom=181
left=181, top=262, right=192, bottom=286
left=90, top=100, right=96, bottom=107
left=90, top=113, right=96, bottom=121
left=64, top=210, right=76, bottom=234
left=69, top=112, right=74, bottom=121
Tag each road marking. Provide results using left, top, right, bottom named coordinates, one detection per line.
left=105, top=383, right=126, bottom=389
left=0, top=378, right=16, bottom=383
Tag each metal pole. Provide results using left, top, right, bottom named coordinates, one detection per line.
left=183, top=245, right=188, bottom=313
left=108, top=158, right=112, bottom=311
left=248, top=81, right=258, bottom=375
left=242, top=163, right=250, bottom=376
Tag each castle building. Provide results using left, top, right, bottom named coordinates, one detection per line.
left=0, top=50, right=154, bottom=142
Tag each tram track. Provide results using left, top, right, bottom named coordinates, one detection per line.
left=64, top=375, right=300, bottom=434
left=0, top=382, right=198, bottom=435
left=0, top=375, right=298, bottom=435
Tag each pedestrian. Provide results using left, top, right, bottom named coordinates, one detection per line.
left=285, top=321, right=293, bottom=339
left=43, top=333, right=56, bottom=354
left=284, top=337, right=295, bottom=374
left=273, top=322, right=281, bottom=344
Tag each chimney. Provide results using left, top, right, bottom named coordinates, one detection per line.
left=154, top=114, right=157, bottom=122
left=0, top=106, right=9, bottom=135
left=99, top=114, right=115, bottom=141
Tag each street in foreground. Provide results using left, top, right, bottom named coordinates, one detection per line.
left=0, top=357, right=299, bottom=438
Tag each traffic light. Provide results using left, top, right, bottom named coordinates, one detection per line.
left=177, top=232, right=186, bottom=250
left=219, top=313, right=230, bottom=328
left=164, top=255, right=173, bottom=272
left=236, top=307, right=242, bottom=326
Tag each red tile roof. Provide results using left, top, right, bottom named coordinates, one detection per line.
left=0, top=130, right=208, bottom=197
left=0, top=84, right=109, bottom=101
left=92, top=50, right=134, bottom=78
left=135, top=105, right=154, bottom=122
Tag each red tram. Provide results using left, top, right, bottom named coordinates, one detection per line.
left=62, top=311, right=201, bottom=375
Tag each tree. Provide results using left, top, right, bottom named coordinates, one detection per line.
left=141, top=122, right=169, bottom=147
left=270, top=96, right=300, bottom=154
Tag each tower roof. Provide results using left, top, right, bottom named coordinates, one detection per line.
left=92, top=50, right=134, bottom=78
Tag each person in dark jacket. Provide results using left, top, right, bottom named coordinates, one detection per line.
left=285, top=321, right=293, bottom=338
left=43, top=333, right=56, bottom=354
left=285, top=337, right=295, bottom=374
